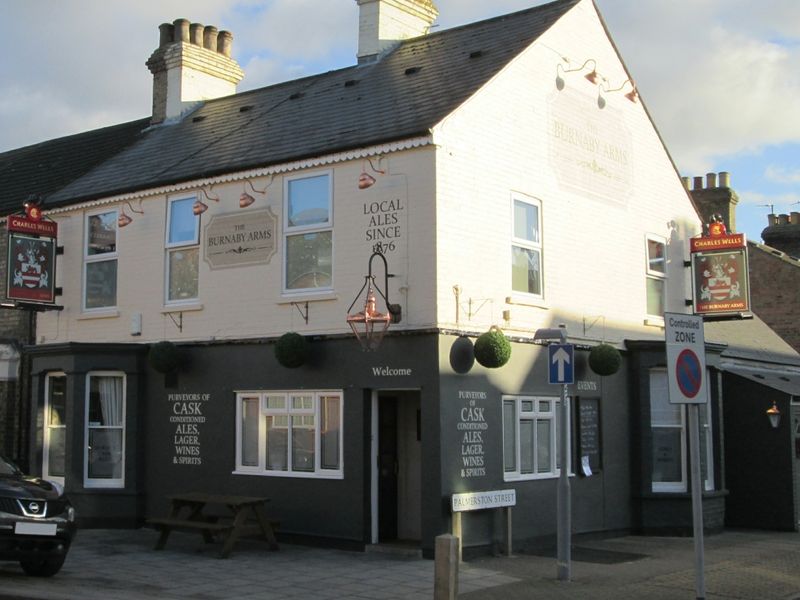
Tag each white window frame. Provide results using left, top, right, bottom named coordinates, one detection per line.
left=645, top=234, right=667, bottom=318
left=510, top=193, right=544, bottom=299
left=282, top=170, right=334, bottom=294
left=43, top=372, right=67, bottom=485
left=165, top=195, right=200, bottom=305
left=83, top=208, right=119, bottom=312
left=84, top=371, right=126, bottom=489
left=235, top=390, right=343, bottom=479
left=503, top=395, right=564, bottom=481
left=650, top=368, right=715, bottom=493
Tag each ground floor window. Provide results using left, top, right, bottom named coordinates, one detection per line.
left=44, top=373, right=66, bottom=484
left=503, top=395, right=562, bottom=481
left=85, top=372, right=126, bottom=488
left=650, top=368, right=714, bottom=492
left=235, top=390, right=343, bottom=479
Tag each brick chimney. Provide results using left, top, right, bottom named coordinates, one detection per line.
left=146, top=19, right=244, bottom=125
left=684, top=171, right=739, bottom=233
left=356, top=0, right=439, bottom=64
left=761, top=211, right=800, bottom=258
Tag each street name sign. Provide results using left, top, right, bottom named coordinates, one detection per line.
left=664, top=312, right=707, bottom=404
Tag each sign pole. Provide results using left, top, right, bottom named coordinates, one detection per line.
left=688, top=404, right=706, bottom=599
left=664, top=313, right=707, bottom=600
left=557, top=380, right=571, bottom=581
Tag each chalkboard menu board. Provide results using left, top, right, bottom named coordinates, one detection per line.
left=577, top=397, right=601, bottom=474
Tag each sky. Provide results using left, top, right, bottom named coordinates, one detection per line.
left=1, top=0, right=798, bottom=244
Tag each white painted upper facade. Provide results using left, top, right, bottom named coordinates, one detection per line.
left=35, top=0, right=701, bottom=349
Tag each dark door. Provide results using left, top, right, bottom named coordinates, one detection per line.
left=378, top=397, right=398, bottom=541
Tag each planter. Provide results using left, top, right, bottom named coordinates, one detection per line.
left=473, top=326, right=511, bottom=369
left=148, top=341, right=180, bottom=374
left=588, top=343, right=621, bottom=376
left=275, top=332, right=308, bottom=368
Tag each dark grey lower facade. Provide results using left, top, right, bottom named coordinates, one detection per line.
left=25, top=332, right=733, bottom=556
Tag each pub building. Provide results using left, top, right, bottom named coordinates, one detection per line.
left=2, top=0, right=799, bottom=560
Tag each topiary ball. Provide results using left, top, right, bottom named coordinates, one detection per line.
left=275, top=332, right=308, bottom=368
left=449, top=336, right=476, bottom=374
left=149, top=341, right=180, bottom=374
left=474, top=326, right=512, bottom=369
left=588, top=343, right=621, bottom=376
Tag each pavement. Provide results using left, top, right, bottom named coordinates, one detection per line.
left=0, top=527, right=798, bottom=600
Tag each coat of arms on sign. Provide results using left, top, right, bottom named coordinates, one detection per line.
left=698, top=254, right=741, bottom=302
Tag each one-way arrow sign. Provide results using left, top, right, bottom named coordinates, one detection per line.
left=548, top=343, right=574, bottom=384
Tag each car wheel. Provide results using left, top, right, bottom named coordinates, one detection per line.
left=20, top=555, right=66, bottom=577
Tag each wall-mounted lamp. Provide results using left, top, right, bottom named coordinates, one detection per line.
left=358, top=158, right=385, bottom=190
left=767, top=400, right=781, bottom=429
left=346, top=251, right=402, bottom=351
left=598, top=79, right=638, bottom=109
left=555, top=59, right=599, bottom=91
left=193, top=187, right=219, bottom=215
left=239, top=178, right=272, bottom=209
left=118, top=201, right=144, bottom=228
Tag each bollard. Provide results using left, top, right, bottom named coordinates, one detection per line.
left=434, top=534, right=459, bottom=600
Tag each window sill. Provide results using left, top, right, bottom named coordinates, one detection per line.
left=505, top=294, right=548, bottom=309
left=78, top=309, right=120, bottom=320
left=232, top=469, right=343, bottom=480
left=162, top=303, right=203, bottom=314
left=277, top=292, right=338, bottom=304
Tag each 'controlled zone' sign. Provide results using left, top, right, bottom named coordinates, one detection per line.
left=664, top=312, right=707, bottom=404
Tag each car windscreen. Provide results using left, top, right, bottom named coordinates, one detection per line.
left=0, top=455, right=22, bottom=476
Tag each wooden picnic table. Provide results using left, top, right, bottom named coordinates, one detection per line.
left=147, top=492, right=279, bottom=558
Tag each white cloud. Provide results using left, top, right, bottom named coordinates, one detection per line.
left=736, top=189, right=800, bottom=209
left=765, top=165, right=800, bottom=184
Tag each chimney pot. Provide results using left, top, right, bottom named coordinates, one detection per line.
left=218, top=31, right=233, bottom=57
left=203, top=26, right=219, bottom=51
left=173, top=19, right=190, bottom=42
left=719, top=171, right=730, bottom=188
left=190, top=23, right=204, bottom=46
left=778, top=214, right=790, bottom=225
left=768, top=214, right=778, bottom=226
left=706, top=173, right=717, bottom=188
left=159, top=23, right=174, bottom=47
left=791, top=212, right=800, bottom=226
left=693, top=176, right=704, bottom=190
left=681, top=176, right=690, bottom=190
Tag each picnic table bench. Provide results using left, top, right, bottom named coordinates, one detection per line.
left=147, top=492, right=279, bottom=558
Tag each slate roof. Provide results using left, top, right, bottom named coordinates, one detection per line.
left=706, top=313, right=800, bottom=367
left=0, top=0, right=580, bottom=214
left=0, top=119, right=149, bottom=214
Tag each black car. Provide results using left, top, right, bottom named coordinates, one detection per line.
left=0, top=455, right=76, bottom=576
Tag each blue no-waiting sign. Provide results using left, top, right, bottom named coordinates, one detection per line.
left=675, top=349, right=702, bottom=398
left=665, top=312, right=707, bottom=404
left=548, top=344, right=574, bottom=385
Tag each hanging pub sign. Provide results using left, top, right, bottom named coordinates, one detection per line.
left=689, top=215, right=750, bottom=316
left=6, top=207, right=58, bottom=304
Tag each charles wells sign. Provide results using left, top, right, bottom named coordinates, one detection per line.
left=6, top=214, right=58, bottom=304
left=690, top=231, right=750, bottom=316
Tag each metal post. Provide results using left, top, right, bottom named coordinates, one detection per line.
left=688, top=404, right=706, bottom=599
left=557, top=381, right=571, bottom=581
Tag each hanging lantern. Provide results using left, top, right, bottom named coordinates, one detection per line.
left=766, top=401, right=781, bottom=429
left=345, top=252, right=402, bottom=351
